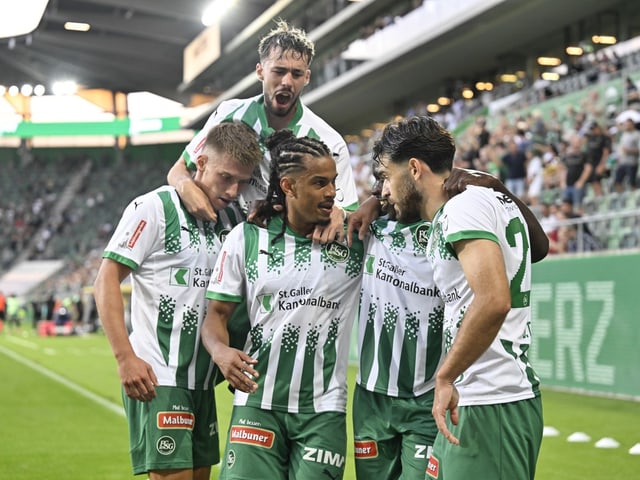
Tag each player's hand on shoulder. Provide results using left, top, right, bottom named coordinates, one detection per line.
left=444, top=168, right=504, bottom=200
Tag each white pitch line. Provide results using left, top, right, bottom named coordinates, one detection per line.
left=0, top=344, right=125, bottom=417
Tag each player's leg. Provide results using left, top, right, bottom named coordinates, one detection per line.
left=352, top=385, right=401, bottom=479
left=124, top=386, right=197, bottom=478
left=191, top=388, right=220, bottom=480
left=396, top=390, right=437, bottom=480
left=219, top=405, right=288, bottom=480
left=289, top=411, right=347, bottom=480
left=427, top=397, right=543, bottom=480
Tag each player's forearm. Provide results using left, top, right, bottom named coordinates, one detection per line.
left=93, top=281, right=135, bottom=362
left=167, top=155, right=194, bottom=193
left=436, top=300, right=507, bottom=383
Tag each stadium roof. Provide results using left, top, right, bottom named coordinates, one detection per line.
left=0, top=0, right=276, bottom=102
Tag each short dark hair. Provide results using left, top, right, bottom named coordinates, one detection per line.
left=372, top=116, right=455, bottom=174
left=205, top=121, right=262, bottom=168
left=258, top=19, right=315, bottom=66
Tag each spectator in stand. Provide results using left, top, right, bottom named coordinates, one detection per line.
left=584, top=121, right=612, bottom=196
left=613, top=118, right=640, bottom=192
left=561, top=134, right=592, bottom=213
left=625, top=76, right=640, bottom=104
left=501, top=138, right=528, bottom=198
left=526, top=145, right=545, bottom=206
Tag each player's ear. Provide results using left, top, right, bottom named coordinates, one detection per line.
left=256, top=63, right=264, bottom=82
left=196, top=154, right=208, bottom=172
left=281, top=177, right=296, bottom=197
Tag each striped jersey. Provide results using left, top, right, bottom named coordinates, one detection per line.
left=427, top=186, right=540, bottom=406
left=206, top=217, right=365, bottom=414
left=357, top=218, right=444, bottom=398
left=182, top=95, right=359, bottom=214
left=103, top=186, right=243, bottom=390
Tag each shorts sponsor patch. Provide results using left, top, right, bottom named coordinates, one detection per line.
left=229, top=425, right=275, bottom=448
left=157, top=412, right=195, bottom=430
left=354, top=440, right=378, bottom=458
left=127, top=220, right=147, bottom=248
left=426, top=453, right=439, bottom=478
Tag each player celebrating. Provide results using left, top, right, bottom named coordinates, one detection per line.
left=201, top=130, right=365, bottom=480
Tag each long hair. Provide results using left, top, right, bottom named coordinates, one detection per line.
left=253, top=129, right=331, bottom=243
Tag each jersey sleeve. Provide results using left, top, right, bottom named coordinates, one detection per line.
left=206, top=223, right=246, bottom=303
left=441, top=187, right=500, bottom=245
left=102, top=192, right=161, bottom=270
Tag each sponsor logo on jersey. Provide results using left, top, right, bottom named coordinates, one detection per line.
left=229, top=425, right=275, bottom=448
left=325, top=242, right=349, bottom=263
left=426, top=453, right=439, bottom=478
left=441, top=287, right=461, bottom=303
left=170, top=267, right=190, bottom=287
left=258, top=293, right=274, bottom=313
left=127, top=220, right=147, bottom=248
left=194, top=136, right=207, bottom=154
left=354, top=440, right=378, bottom=458
left=156, top=436, right=176, bottom=455
left=157, top=412, right=195, bottom=430
left=216, top=251, right=227, bottom=284
left=364, top=255, right=376, bottom=275
left=414, top=223, right=430, bottom=248
left=302, top=447, right=345, bottom=468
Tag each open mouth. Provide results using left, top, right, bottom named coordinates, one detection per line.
left=275, top=91, right=292, bottom=106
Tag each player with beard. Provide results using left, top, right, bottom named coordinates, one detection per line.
left=168, top=19, right=358, bottom=244
left=201, top=130, right=365, bottom=480
left=372, top=116, right=548, bottom=480
left=353, top=164, right=542, bottom=480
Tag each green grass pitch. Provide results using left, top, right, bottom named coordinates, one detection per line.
left=0, top=333, right=638, bottom=479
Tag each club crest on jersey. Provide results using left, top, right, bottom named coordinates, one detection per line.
left=413, top=224, right=430, bottom=249
left=219, top=228, right=231, bottom=244
left=226, top=449, right=236, bottom=469
left=156, top=436, right=176, bottom=455
left=325, top=242, right=349, bottom=263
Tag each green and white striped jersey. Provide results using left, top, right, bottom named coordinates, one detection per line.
left=357, top=218, right=444, bottom=398
left=206, top=217, right=365, bottom=414
left=103, top=186, right=243, bottom=390
left=427, top=186, right=540, bottom=406
left=182, top=95, right=359, bottom=214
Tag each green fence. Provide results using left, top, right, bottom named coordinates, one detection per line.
left=531, top=252, right=640, bottom=399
